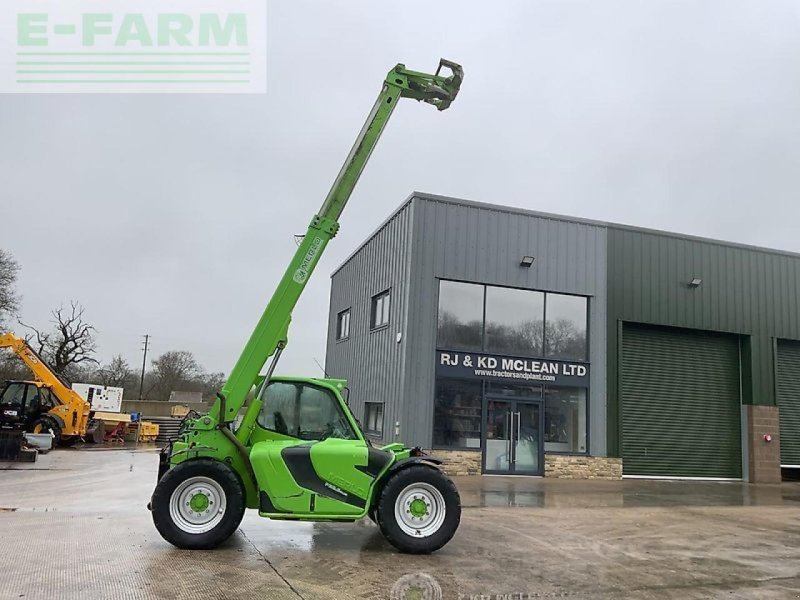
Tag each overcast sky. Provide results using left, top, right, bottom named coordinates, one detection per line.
left=3, top=0, right=800, bottom=377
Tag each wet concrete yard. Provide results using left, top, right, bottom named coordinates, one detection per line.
left=2, top=448, right=800, bottom=599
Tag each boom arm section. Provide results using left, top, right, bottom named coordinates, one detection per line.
left=0, top=332, right=76, bottom=402
left=213, top=59, right=463, bottom=424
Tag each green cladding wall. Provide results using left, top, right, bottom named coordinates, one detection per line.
left=607, top=226, right=800, bottom=457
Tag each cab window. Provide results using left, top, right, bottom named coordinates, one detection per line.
left=0, top=382, right=27, bottom=408
left=39, top=389, right=58, bottom=410
left=257, top=381, right=356, bottom=441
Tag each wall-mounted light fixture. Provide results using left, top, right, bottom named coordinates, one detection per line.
left=520, top=255, right=535, bottom=268
left=688, top=277, right=702, bottom=288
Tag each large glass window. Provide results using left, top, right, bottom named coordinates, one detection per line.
left=486, top=382, right=543, bottom=399
left=485, top=286, right=544, bottom=356
left=433, top=378, right=482, bottom=449
left=258, top=381, right=357, bottom=441
left=545, top=293, right=588, bottom=360
left=437, top=281, right=484, bottom=351
left=544, top=387, right=587, bottom=453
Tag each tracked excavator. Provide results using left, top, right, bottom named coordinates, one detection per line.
left=150, top=59, right=464, bottom=553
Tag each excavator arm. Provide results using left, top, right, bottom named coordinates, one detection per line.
left=212, top=59, right=463, bottom=424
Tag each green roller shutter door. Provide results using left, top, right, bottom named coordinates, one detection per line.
left=777, top=340, right=800, bottom=466
left=621, top=324, right=742, bottom=478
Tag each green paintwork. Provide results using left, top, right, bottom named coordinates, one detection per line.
left=190, top=493, right=209, bottom=512
left=776, top=340, right=800, bottom=466
left=409, top=498, right=427, bottom=518
left=163, top=60, right=462, bottom=520
left=607, top=225, right=800, bottom=457
left=620, top=323, right=742, bottom=478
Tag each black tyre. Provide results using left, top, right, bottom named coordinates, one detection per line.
left=376, top=465, right=460, bottom=554
left=57, top=435, right=80, bottom=447
left=150, top=458, right=245, bottom=549
left=85, top=420, right=105, bottom=444
left=30, top=416, right=62, bottom=443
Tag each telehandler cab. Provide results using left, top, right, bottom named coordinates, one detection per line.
left=150, top=59, right=463, bottom=554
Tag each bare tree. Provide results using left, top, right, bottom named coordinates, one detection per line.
left=95, top=354, right=133, bottom=388
left=151, top=350, right=200, bottom=400
left=0, top=249, right=20, bottom=330
left=22, top=301, right=99, bottom=376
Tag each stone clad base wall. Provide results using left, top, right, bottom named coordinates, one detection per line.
left=430, top=450, right=622, bottom=479
left=545, top=455, right=623, bottom=480
left=429, top=450, right=482, bottom=476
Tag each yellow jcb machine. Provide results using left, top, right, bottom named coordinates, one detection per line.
left=0, top=332, right=103, bottom=444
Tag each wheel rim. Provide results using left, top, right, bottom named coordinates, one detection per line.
left=169, top=476, right=227, bottom=534
left=33, top=423, right=43, bottom=433
left=394, top=482, right=446, bottom=538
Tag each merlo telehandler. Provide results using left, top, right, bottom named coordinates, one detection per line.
left=150, top=59, right=464, bottom=554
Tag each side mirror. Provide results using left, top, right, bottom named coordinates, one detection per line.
left=343, top=386, right=351, bottom=406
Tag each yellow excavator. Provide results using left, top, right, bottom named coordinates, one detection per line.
left=0, top=332, right=103, bottom=444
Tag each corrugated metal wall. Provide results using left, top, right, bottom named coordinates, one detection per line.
left=607, top=227, right=800, bottom=457
left=324, top=201, right=414, bottom=445
left=403, top=194, right=608, bottom=453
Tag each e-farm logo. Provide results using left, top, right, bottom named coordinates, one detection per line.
left=3, top=0, right=266, bottom=93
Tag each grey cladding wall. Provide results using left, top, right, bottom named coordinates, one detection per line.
left=403, top=194, right=608, bottom=454
left=325, top=201, right=413, bottom=443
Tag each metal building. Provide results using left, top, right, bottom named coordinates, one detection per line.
left=326, top=193, right=797, bottom=482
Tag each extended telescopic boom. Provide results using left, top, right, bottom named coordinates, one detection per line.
left=212, top=60, right=463, bottom=424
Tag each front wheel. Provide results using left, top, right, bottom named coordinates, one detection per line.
left=150, top=459, right=245, bottom=549
left=376, top=465, right=461, bottom=554
left=30, top=416, right=62, bottom=444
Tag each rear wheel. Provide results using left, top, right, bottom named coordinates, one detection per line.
left=376, top=465, right=460, bottom=554
left=85, top=419, right=105, bottom=444
left=30, top=416, right=62, bottom=444
left=150, top=459, right=245, bottom=549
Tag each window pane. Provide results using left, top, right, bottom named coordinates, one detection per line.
left=545, top=387, right=587, bottom=453
left=258, top=382, right=298, bottom=435
left=297, top=385, right=355, bottom=440
left=365, top=402, right=384, bottom=435
left=337, top=310, right=350, bottom=339
left=0, top=382, right=26, bottom=408
left=486, top=382, right=543, bottom=399
left=485, top=286, right=544, bottom=356
left=371, top=291, right=390, bottom=328
left=258, top=381, right=355, bottom=441
left=382, top=294, right=390, bottom=324
left=437, top=281, right=484, bottom=351
left=545, top=294, right=588, bottom=360
left=433, top=378, right=482, bottom=448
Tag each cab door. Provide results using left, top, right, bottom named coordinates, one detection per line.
left=250, top=380, right=379, bottom=517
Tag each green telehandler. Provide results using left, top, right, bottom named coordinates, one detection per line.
left=149, top=59, right=464, bottom=554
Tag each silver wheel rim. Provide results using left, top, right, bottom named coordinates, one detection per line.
left=169, top=476, right=227, bottom=534
left=394, top=482, right=446, bottom=538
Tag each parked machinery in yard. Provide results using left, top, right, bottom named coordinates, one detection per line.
left=0, top=333, right=101, bottom=444
left=150, top=59, right=464, bottom=554
left=0, top=332, right=159, bottom=446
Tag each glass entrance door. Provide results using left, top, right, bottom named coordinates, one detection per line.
left=483, top=397, right=544, bottom=475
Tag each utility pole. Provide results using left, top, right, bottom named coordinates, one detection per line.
left=138, top=334, right=150, bottom=401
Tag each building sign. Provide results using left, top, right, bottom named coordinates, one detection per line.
left=435, top=350, right=589, bottom=387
